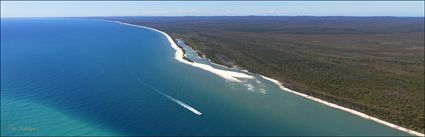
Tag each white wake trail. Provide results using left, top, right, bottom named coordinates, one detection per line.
left=130, top=71, right=202, bottom=116
left=156, top=91, right=203, bottom=116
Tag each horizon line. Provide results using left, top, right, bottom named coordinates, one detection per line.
left=2, top=15, right=424, bottom=18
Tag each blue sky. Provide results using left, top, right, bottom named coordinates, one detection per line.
left=1, top=1, right=424, bottom=17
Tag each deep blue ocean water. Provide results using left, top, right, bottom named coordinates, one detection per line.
left=1, top=18, right=410, bottom=136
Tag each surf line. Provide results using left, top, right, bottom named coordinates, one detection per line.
left=127, top=68, right=202, bottom=116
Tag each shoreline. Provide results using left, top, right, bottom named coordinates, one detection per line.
left=109, top=20, right=424, bottom=137
left=259, top=75, right=424, bottom=137
left=175, top=43, right=195, bottom=63
left=110, top=20, right=254, bottom=83
left=177, top=41, right=235, bottom=69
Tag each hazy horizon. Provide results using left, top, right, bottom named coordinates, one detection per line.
left=2, top=15, right=425, bottom=18
left=1, top=1, right=424, bottom=17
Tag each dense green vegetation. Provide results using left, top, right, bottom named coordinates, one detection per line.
left=105, top=16, right=424, bottom=133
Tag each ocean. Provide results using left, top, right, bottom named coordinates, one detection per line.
left=1, top=18, right=410, bottom=136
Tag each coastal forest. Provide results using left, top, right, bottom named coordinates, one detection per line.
left=106, top=16, right=424, bottom=133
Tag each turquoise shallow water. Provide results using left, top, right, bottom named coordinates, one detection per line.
left=1, top=18, right=410, bottom=136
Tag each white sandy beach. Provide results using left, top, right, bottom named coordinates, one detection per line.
left=111, top=20, right=423, bottom=137
left=112, top=21, right=254, bottom=83
left=259, top=75, right=424, bottom=137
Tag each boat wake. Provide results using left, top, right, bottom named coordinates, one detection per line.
left=127, top=68, right=202, bottom=116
